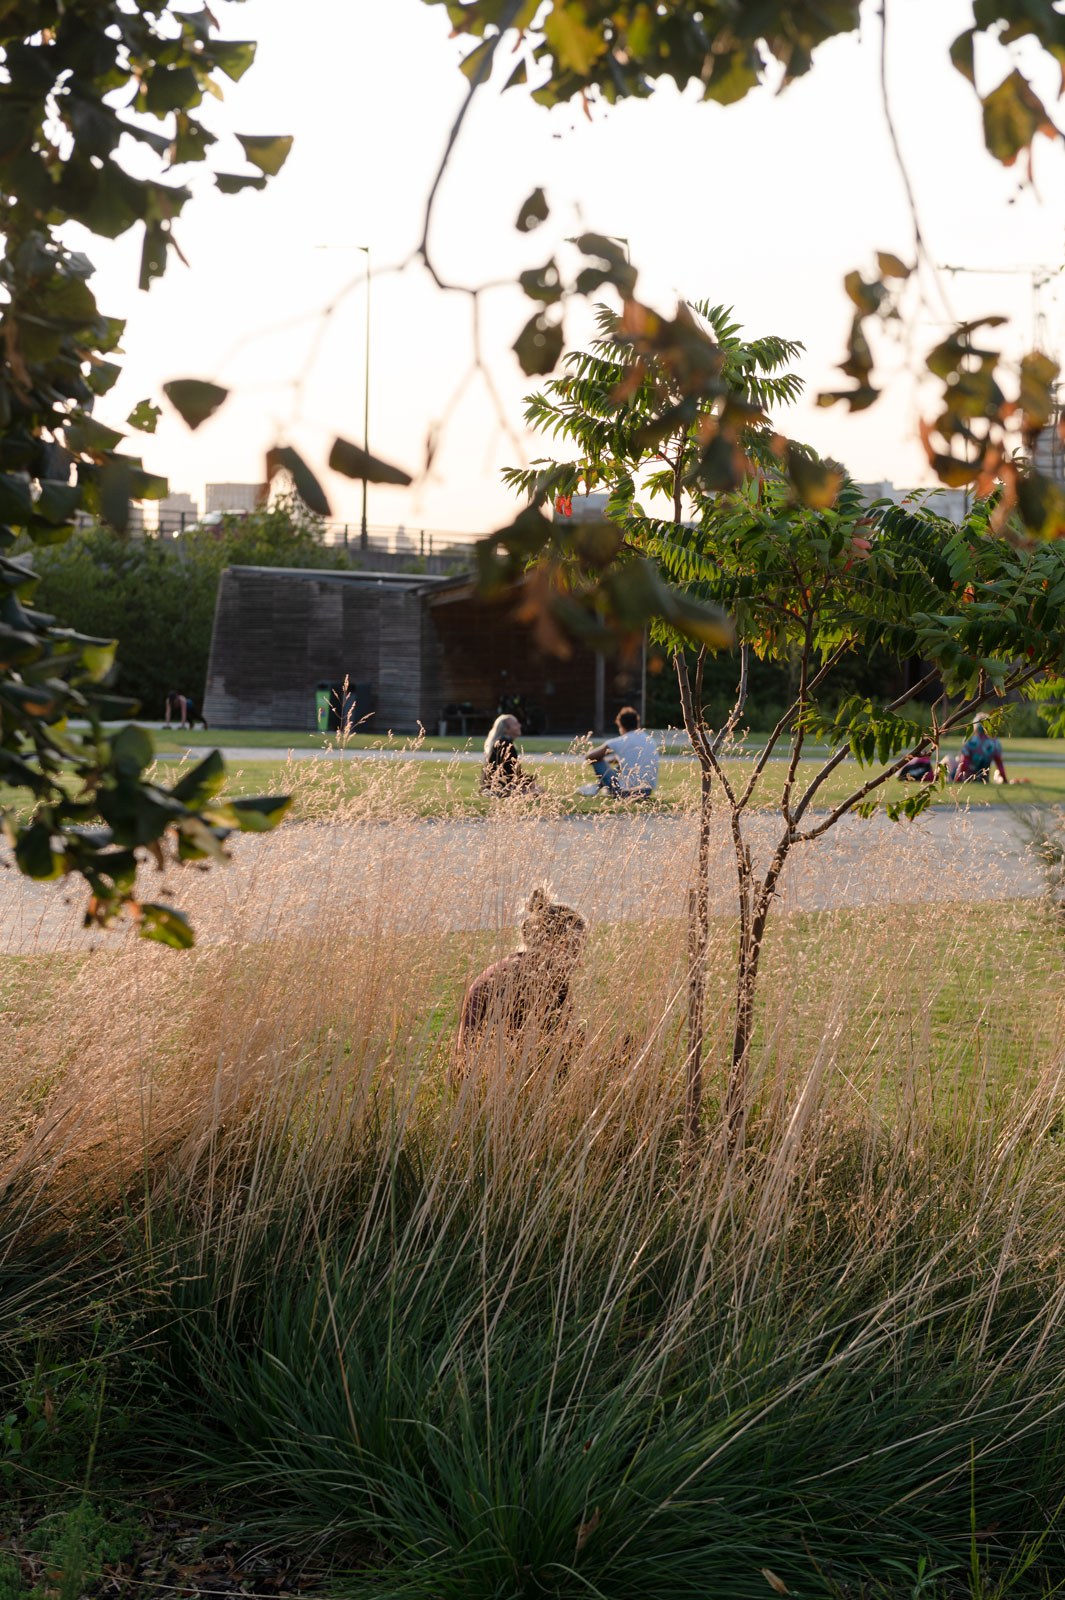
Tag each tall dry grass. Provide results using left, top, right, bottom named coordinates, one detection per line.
left=2, top=760, right=1064, bottom=1595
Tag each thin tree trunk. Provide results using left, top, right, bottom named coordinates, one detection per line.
left=685, top=764, right=713, bottom=1140
left=723, top=847, right=789, bottom=1151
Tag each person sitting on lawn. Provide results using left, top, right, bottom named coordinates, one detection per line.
left=481, top=714, right=540, bottom=796
left=454, top=888, right=586, bottom=1070
left=579, top=706, right=659, bottom=798
left=951, top=713, right=1008, bottom=784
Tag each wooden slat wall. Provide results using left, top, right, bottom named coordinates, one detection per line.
left=203, top=568, right=635, bottom=733
left=204, top=569, right=425, bottom=730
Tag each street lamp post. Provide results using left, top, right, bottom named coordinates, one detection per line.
left=316, top=242, right=372, bottom=552
left=357, top=244, right=370, bottom=550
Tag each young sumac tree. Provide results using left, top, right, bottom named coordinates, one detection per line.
left=509, top=310, right=1065, bottom=1147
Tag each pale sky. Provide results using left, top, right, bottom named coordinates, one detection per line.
left=80, top=0, right=1065, bottom=538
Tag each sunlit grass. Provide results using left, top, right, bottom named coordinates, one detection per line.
left=4, top=764, right=1065, bottom=1595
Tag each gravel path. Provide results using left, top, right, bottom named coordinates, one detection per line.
left=0, top=807, right=1046, bottom=956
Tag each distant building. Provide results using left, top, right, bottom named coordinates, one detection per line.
left=1033, top=418, right=1065, bottom=486
left=553, top=491, right=612, bottom=523
left=155, top=492, right=199, bottom=535
left=856, top=481, right=969, bottom=522
left=205, top=482, right=264, bottom=515
left=204, top=566, right=638, bottom=734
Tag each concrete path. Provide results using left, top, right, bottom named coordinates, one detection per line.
left=0, top=806, right=1047, bottom=957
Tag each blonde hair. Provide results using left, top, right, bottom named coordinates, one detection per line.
left=519, top=886, right=587, bottom=951
left=484, top=713, right=520, bottom=761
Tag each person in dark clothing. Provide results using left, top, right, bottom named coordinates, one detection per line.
left=455, top=888, right=587, bottom=1072
left=164, top=691, right=209, bottom=730
left=480, top=714, right=540, bottom=795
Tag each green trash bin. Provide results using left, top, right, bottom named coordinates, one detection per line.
left=315, top=685, right=331, bottom=732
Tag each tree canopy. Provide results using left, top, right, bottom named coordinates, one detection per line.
left=420, top=0, right=1065, bottom=628
left=0, top=1, right=293, bottom=941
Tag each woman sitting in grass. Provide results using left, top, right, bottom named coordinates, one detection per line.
left=455, top=888, right=586, bottom=1071
left=480, top=714, right=541, bottom=796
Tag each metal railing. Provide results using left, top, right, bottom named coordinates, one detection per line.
left=147, top=511, right=478, bottom=556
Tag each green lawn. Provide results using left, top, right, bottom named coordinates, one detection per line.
left=146, top=750, right=1065, bottom=818
left=6, top=748, right=1065, bottom=825
left=147, top=724, right=1065, bottom=762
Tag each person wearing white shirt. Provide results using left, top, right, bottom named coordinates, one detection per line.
left=579, top=706, right=659, bottom=798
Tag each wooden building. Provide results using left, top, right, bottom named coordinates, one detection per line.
left=203, top=565, right=642, bottom=733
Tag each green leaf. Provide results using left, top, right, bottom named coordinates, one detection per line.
left=127, top=399, right=161, bottom=434
left=211, top=41, right=257, bottom=82
left=1019, top=350, right=1059, bottom=430
left=516, top=187, right=549, bottom=233
left=64, top=416, right=124, bottom=455
left=0, top=621, right=42, bottom=668
left=543, top=3, right=607, bottom=74
left=214, top=172, right=268, bottom=194
left=88, top=360, right=122, bottom=397
left=519, top=258, right=562, bottom=304
left=110, top=723, right=155, bottom=778
left=460, top=36, right=496, bottom=81
left=14, top=821, right=63, bottom=881
left=99, top=458, right=134, bottom=532
left=266, top=445, right=330, bottom=516
left=137, top=902, right=195, bottom=949
left=169, top=749, right=227, bottom=807
left=0, top=474, right=33, bottom=523
left=982, top=69, right=1056, bottom=166
left=328, top=437, right=413, bottom=486
left=163, top=379, right=229, bottom=430
left=843, top=270, right=886, bottom=316
left=950, top=28, right=976, bottom=86
left=514, top=310, right=564, bottom=376
left=787, top=445, right=843, bottom=509
left=235, top=134, right=294, bottom=176
left=34, top=480, right=81, bottom=524
left=208, top=794, right=292, bottom=832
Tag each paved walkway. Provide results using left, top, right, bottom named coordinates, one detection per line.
left=0, top=806, right=1046, bottom=956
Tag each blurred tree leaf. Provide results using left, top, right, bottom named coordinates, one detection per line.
left=163, top=379, right=229, bottom=430
left=514, top=310, right=564, bottom=375
left=982, top=69, right=1058, bottom=165
left=0, top=1, right=291, bottom=940
left=516, top=186, right=549, bottom=232
left=329, top=437, right=413, bottom=486
left=127, top=398, right=161, bottom=433
left=235, top=133, right=293, bottom=176
left=266, top=444, right=331, bottom=516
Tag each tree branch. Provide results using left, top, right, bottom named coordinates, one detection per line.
left=795, top=664, right=1045, bottom=842
left=711, top=641, right=749, bottom=758
left=791, top=667, right=940, bottom=825
left=417, top=11, right=522, bottom=290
